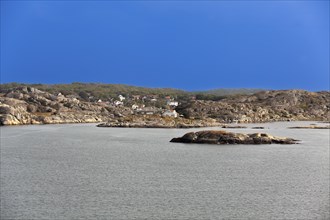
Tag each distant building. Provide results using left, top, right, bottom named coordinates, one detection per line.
left=118, top=95, right=125, bottom=101
left=162, top=110, right=178, bottom=118
left=114, top=101, right=123, bottom=106
left=167, top=101, right=179, bottom=107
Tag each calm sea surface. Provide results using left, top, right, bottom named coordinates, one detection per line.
left=1, top=121, right=329, bottom=219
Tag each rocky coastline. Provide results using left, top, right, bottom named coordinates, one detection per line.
left=0, top=86, right=329, bottom=126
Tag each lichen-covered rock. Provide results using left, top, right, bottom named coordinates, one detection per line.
left=170, top=130, right=299, bottom=145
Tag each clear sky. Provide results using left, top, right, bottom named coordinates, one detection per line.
left=1, top=1, right=329, bottom=91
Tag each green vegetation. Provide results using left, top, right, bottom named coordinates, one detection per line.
left=193, top=88, right=264, bottom=96
left=0, top=82, right=186, bottom=100
left=195, top=94, right=226, bottom=101
left=0, top=82, right=262, bottom=102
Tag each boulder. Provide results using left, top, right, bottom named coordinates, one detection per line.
left=26, top=104, right=38, bottom=113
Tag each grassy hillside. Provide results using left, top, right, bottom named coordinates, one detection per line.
left=0, top=82, right=262, bottom=101
left=196, top=88, right=264, bottom=96
left=0, top=82, right=187, bottom=100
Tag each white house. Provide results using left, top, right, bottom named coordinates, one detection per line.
left=167, top=101, right=179, bottom=107
left=132, top=104, right=139, bottom=110
left=118, top=95, right=125, bottom=101
left=114, top=101, right=123, bottom=106
left=162, top=110, right=178, bottom=118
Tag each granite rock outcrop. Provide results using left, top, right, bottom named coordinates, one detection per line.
left=0, top=86, right=329, bottom=126
left=177, top=90, right=329, bottom=123
left=170, top=130, right=299, bottom=144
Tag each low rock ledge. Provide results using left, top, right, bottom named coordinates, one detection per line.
left=288, top=125, right=330, bottom=129
left=170, top=130, right=299, bottom=145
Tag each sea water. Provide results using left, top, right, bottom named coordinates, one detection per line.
left=1, top=121, right=329, bottom=219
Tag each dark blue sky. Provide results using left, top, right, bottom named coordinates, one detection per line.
left=1, top=1, right=329, bottom=91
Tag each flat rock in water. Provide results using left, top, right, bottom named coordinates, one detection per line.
left=221, top=125, right=247, bottom=128
left=288, top=125, right=330, bottom=129
left=170, top=130, right=299, bottom=145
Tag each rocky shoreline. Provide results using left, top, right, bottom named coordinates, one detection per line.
left=97, top=116, right=223, bottom=128
left=170, top=130, right=300, bottom=145
left=0, top=86, right=329, bottom=126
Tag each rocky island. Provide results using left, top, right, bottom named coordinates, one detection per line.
left=170, top=130, right=300, bottom=145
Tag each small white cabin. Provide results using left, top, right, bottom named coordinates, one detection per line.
left=167, top=101, right=179, bottom=107
left=114, top=101, right=123, bottom=106
left=118, top=95, right=125, bottom=101
left=162, top=110, right=178, bottom=118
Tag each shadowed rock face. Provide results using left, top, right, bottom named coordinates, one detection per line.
left=170, top=130, right=299, bottom=145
